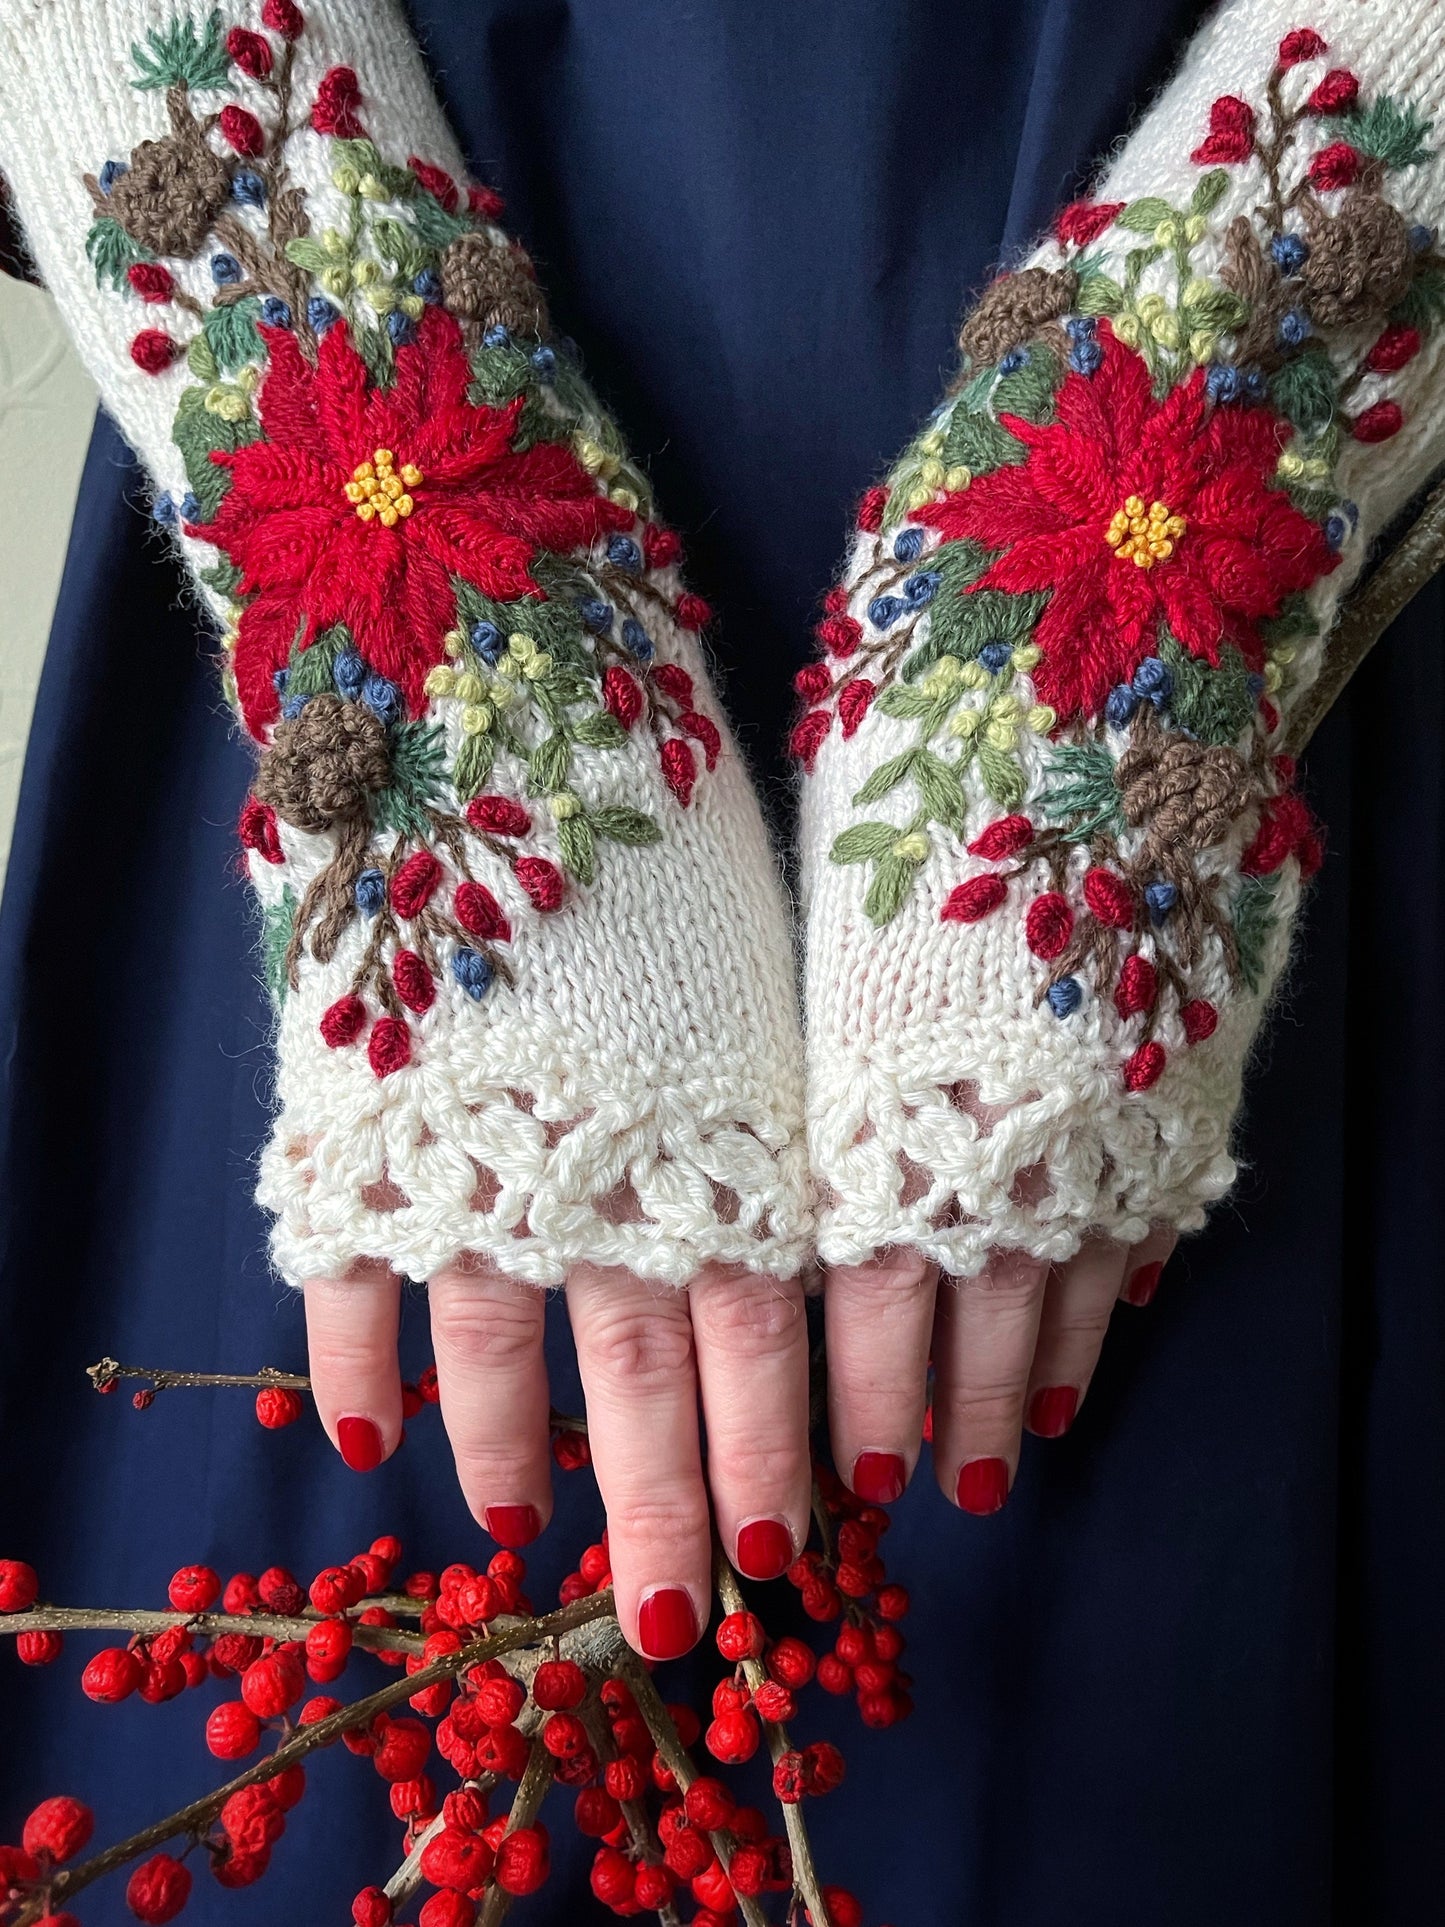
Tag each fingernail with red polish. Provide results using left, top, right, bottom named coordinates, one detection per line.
left=1027, top=1386, right=1079, bottom=1439
left=956, top=1456, right=1010, bottom=1515
left=637, top=1587, right=699, bottom=1661
left=735, top=1517, right=794, bottom=1581
left=336, top=1415, right=384, bottom=1472
left=1123, top=1260, right=1164, bottom=1307
left=485, top=1504, right=542, bottom=1549
left=850, top=1451, right=907, bottom=1505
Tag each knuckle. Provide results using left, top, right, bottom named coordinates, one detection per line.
left=430, top=1287, right=542, bottom=1372
left=1052, top=1304, right=1115, bottom=1347
left=305, top=1328, right=395, bottom=1389
left=708, top=1431, right=807, bottom=1498
left=585, top=1305, right=695, bottom=1390
left=692, top=1273, right=804, bottom=1357
left=602, top=1485, right=709, bottom=1557
left=940, top=1381, right=1025, bottom=1433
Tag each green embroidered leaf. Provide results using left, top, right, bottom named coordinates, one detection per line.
left=913, top=752, right=967, bottom=829
left=85, top=216, right=148, bottom=290
left=830, top=822, right=901, bottom=865
left=1284, top=483, right=1338, bottom=522
left=283, top=238, right=334, bottom=274
left=993, top=345, right=1060, bottom=425
left=591, top=808, right=663, bottom=846
left=1123, top=244, right=1163, bottom=291
left=372, top=724, right=448, bottom=836
left=976, top=742, right=1026, bottom=810
left=1158, top=635, right=1257, bottom=747
left=1269, top=346, right=1338, bottom=437
left=864, top=853, right=919, bottom=925
left=352, top=317, right=395, bottom=387
left=941, top=406, right=1026, bottom=473
left=1233, top=873, right=1280, bottom=994
left=171, top=385, right=260, bottom=521
left=557, top=816, right=596, bottom=885
left=1039, top=743, right=1121, bottom=838
left=1259, top=594, right=1318, bottom=649
left=571, top=713, right=627, bottom=750
left=470, top=340, right=536, bottom=407
left=452, top=730, right=496, bottom=800
left=1330, top=98, right=1434, bottom=170
left=877, top=683, right=949, bottom=721
left=284, top=625, right=346, bottom=699
left=1074, top=269, right=1127, bottom=317
left=408, top=193, right=474, bottom=252
left=187, top=334, right=219, bottom=381
left=1390, top=264, right=1445, bottom=331
left=853, top=749, right=920, bottom=807
left=370, top=217, right=429, bottom=281
left=528, top=733, right=571, bottom=795
left=330, top=139, right=417, bottom=200
left=1117, top=197, right=1175, bottom=233
left=198, top=558, right=244, bottom=597
left=907, top=581, right=1043, bottom=681
left=260, top=886, right=298, bottom=1003
left=130, top=8, right=231, bottom=90
left=1190, top=169, right=1230, bottom=217
left=1179, top=285, right=1248, bottom=334
left=204, top=297, right=263, bottom=374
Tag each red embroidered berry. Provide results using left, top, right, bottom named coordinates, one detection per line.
left=674, top=592, right=712, bottom=631
left=17, top=1630, right=62, bottom=1665
left=130, top=329, right=179, bottom=374
left=856, top=485, right=889, bottom=532
left=790, top=708, right=831, bottom=770
left=238, top=796, right=284, bottom=864
left=82, top=1646, right=142, bottom=1702
left=1025, top=891, right=1074, bottom=959
left=682, top=709, right=722, bottom=768
left=515, top=856, right=565, bottom=912
left=1352, top=400, right=1403, bottom=442
left=967, top=813, right=1033, bottom=860
left=794, top=663, right=832, bottom=704
left=255, top=1386, right=304, bottom=1428
left=816, top=612, right=862, bottom=657
left=448, top=880, right=509, bottom=944
left=320, top=995, right=367, bottom=1048
left=705, top=1708, right=760, bottom=1765
left=643, top=524, right=683, bottom=570
left=392, top=850, right=442, bottom=917
left=1366, top=322, right=1421, bottom=373
left=226, top=26, right=274, bottom=75
left=1308, top=141, right=1361, bottom=190
left=661, top=736, right=697, bottom=805
left=1181, top=998, right=1219, bottom=1045
left=312, top=65, right=365, bottom=138
left=22, top=1797, right=93, bottom=1862
left=495, top=1824, right=549, bottom=1895
left=1083, top=867, right=1134, bottom=929
left=1190, top=95, right=1256, bottom=165
left=126, top=1852, right=193, bottom=1923
left=941, top=875, right=1009, bottom=923
left=602, top=664, right=644, bottom=728
left=352, top=1887, right=393, bottom=1927
left=368, top=1017, right=412, bottom=1078
left=167, top=1565, right=221, bottom=1613
left=1306, top=68, right=1358, bottom=113
left=392, top=950, right=436, bottom=1015
left=838, top=677, right=877, bottom=737
left=126, top=261, right=176, bottom=303
left=262, top=0, right=304, bottom=36
left=0, top=1559, right=39, bottom=1612
left=1123, top=1040, right=1167, bottom=1092
left=716, top=1611, right=766, bottom=1661
left=1114, top=953, right=1159, bottom=1019
left=1053, top=200, right=1125, bottom=248
left=468, top=182, right=505, bottom=220
left=1278, top=26, right=1328, bottom=66
left=652, top=662, right=695, bottom=705
left=407, top=156, right=459, bottom=211
left=218, top=104, right=265, bottom=156
left=532, top=1658, right=588, bottom=1709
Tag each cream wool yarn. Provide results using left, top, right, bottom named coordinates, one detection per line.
left=802, top=0, right=1445, bottom=1276
left=0, top=0, right=811, bottom=1287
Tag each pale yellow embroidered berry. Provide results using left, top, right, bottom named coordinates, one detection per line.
left=893, top=831, right=931, bottom=862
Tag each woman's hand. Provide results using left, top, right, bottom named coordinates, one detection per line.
left=825, top=1228, right=1175, bottom=1515
left=302, top=1261, right=811, bottom=1659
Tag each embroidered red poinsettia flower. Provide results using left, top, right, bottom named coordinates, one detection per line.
left=195, top=307, right=631, bottom=736
left=918, top=324, right=1338, bottom=721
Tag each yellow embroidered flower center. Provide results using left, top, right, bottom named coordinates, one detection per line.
left=344, top=447, right=423, bottom=527
left=1105, top=495, right=1186, bottom=568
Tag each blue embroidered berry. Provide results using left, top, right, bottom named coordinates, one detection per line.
left=579, top=599, right=613, bottom=635
left=1409, top=224, right=1436, bottom=253
left=362, top=673, right=403, bottom=725
left=482, top=324, right=512, bottom=349
left=1242, top=369, right=1267, bottom=402
left=1069, top=337, right=1103, bottom=375
left=355, top=869, right=386, bottom=916
left=152, top=495, right=179, bottom=527
left=1065, top=317, right=1097, bottom=341
left=607, top=535, right=643, bottom=575
left=868, top=594, right=904, bottom=630
left=387, top=311, right=417, bottom=346
left=1144, top=882, right=1177, bottom=926
left=413, top=269, right=442, bottom=303
left=1277, top=308, right=1311, bottom=346
left=1132, top=656, right=1171, bottom=703
left=980, top=640, right=1013, bottom=672
left=230, top=170, right=267, bottom=207
left=1324, top=511, right=1349, bottom=551
left=904, top=570, right=941, bottom=606
left=99, top=159, right=128, bottom=193
left=281, top=693, right=310, bottom=720
left=1205, top=364, right=1242, bottom=405
left=470, top=620, right=504, bottom=664
left=893, top=528, right=924, bottom=563
left=1247, top=672, right=1267, bottom=697
left=1047, top=978, right=1083, bottom=1018
left=334, top=649, right=367, bottom=700
left=1270, top=233, right=1308, bottom=274
left=308, top=296, right=340, bottom=333
left=179, top=492, right=201, bottom=523
left=260, top=297, right=292, bottom=327
left=1105, top=684, right=1138, bottom=727
left=452, top=948, right=494, bottom=1001
left=999, top=348, right=1028, bottom=374
left=272, top=668, right=289, bottom=695
left=530, top=346, right=557, bottom=382
left=621, top=617, right=654, bottom=662
left=211, top=251, right=242, bottom=285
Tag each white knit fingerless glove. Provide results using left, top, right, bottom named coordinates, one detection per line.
left=0, top=0, right=810, bottom=1287
left=801, top=0, right=1445, bottom=1275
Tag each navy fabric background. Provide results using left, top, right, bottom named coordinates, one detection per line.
left=2, top=3, right=1442, bottom=1921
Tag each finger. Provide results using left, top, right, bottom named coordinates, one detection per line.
left=690, top=1266, right=811, bottom=1580
left=303, top=1264, right=404, bottom=1471
left=428, top=1260, right=552, bottom=1547
left=1119, top=1228, right=1179, bottom=1307
left=1024, top=1234, right=1130, bottom=1437
left=931, top=1250, right=1049, bottom=1514
left=825, top=1250, right=939, bottom=1505
left=566, top=1265, right=710, bottom=1661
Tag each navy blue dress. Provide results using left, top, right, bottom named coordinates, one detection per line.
left=2, top=3, right=1442, bottom=1921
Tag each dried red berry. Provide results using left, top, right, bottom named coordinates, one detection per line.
left=167, top=1565, right=221, bottom=1614
left=305, top=1616, right=353, bottom=1683
left=766, top=1635, right=816, bottom=1689
left=704, top=1708, right=760, bottom=1765
left=494, top=1824, right=549, bottom=1895
left=531, top=1658, right=587, bottom=1710
left=254, top=1385, right=304, bottom=1428
left=420, top=1825, right=494, bottom=1890
left=23, top=1797, right=93, bottom=1862
left=126, top=1851, right=194, bottom=1923
left=351, top=1887, right=393, bottom=1927
left=716, top=1611, right=766, bottom=1662
left=82, top=1646, right=142, bottom=1702
left=256, top=1567, right=305, bottom=1615
left=684, top=1777, right=734, bottom=1832
left=0, top=1559, right=39, bottom=1612
left=591, top=1845, right=635, bottom=1907
left=17, top=1630, right=62, bottom=1665
left=241, top=1649, right=305, bottom=1718
left=373, top=1716, right=432, bottom=1782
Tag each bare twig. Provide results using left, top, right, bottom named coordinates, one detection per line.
left=87, top=1357, right=309, bottom=1394
left=476, top=1734, right=556, bottom=1927
left=0, top=1602, right=423, bottom=1654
